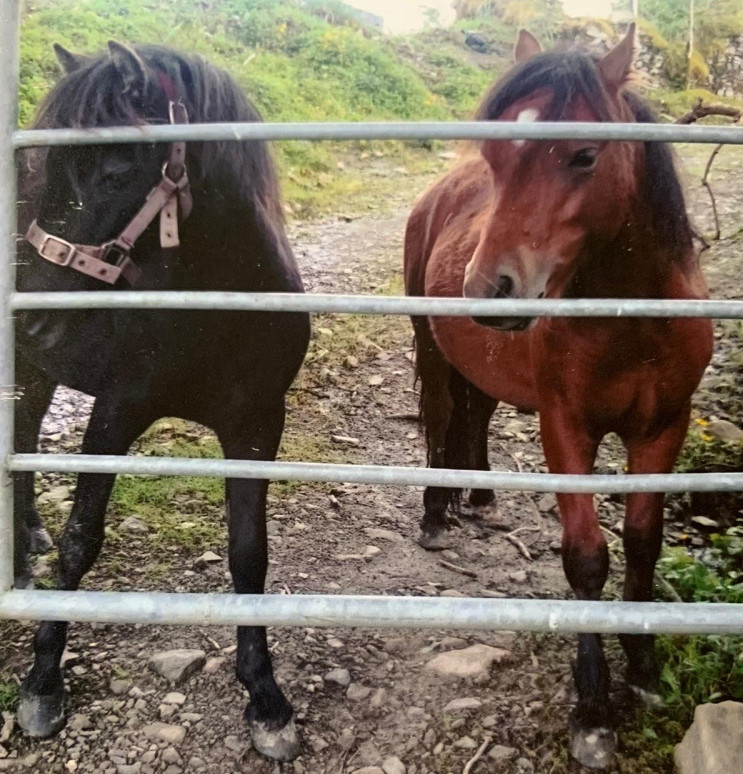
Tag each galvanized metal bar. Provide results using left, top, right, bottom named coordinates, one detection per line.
left=13, top=121, right=743, bottom=148
left=11, top=454, right=743, bottom=494
left=11, top=291, right=743, bottom=318
left=0, top=0, right=19, bottom=593
left=1, top=589, right=743, bottom=634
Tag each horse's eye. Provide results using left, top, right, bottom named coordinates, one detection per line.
left=569, top=148, right=598, bottom=170
left=100, top=160, right=135, bottom=189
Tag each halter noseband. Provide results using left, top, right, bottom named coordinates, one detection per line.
left=25, top=76, right=193, bottom=287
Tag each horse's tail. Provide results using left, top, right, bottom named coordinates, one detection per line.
left=404, top=205, right=436, bottom=468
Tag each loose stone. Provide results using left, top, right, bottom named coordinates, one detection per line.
left=148, top=650, right=205, bottom=684
left=425, top=644, right=511, bottom=679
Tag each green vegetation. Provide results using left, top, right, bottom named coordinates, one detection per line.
left=453, top=0, right=565, bottom=43
left=19, top=0, right=493, bottom=216
left=657, top=535, right=743, bottom=709
left=0, top=678, right=19, bottom=713
left=636, top=0, right=743, bottom=87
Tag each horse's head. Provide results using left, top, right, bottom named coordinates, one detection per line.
left=17, top=42, right=189, bottom=349
left=463, top=26, right=640, bottom=331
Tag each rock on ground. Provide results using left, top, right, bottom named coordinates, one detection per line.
left=425, top=644, right=511, bottom=679
left=148, top=649, right=206, bottom=684
left=382, top=757, right=406, bottom=774
left=675, top=701, right=743, bottom=774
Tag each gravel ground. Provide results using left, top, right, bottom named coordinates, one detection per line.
left=0, top=142, right=741, bottom=774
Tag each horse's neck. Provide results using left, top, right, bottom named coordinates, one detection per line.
left=574, top=220, right=691, bottom=300
left=183, top=205, right=301, bottom=292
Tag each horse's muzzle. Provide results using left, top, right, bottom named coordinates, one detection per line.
left=471, top=315, right=534, bottom=332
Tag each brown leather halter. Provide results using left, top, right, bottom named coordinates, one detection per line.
left=25, top=86, right=193, bottom=287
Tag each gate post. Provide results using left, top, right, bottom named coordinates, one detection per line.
left=0, top=0, right=20, bottom=592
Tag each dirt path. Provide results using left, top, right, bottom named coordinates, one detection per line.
left=1, top=143, right=742, bottom=774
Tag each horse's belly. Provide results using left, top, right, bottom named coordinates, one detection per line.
left=430, top=316, right=539, bottom=410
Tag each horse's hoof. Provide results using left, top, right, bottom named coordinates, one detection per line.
left=249, top=717, right=300, bottom=761
left=17, top=687, right=65, bottom=738
left=569, top=722, right=616, bottom=770
left=14, top=573, right=34, bottom=590
left=418, top=530, right=453, bottom=551
left=628, top=683, right=663, bottom=708
left=468, top=489, right=495, bottom=508
left=28, top=527, right=54, bottom=554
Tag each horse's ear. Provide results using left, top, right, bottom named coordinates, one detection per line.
left=53, top=43, right=89, bottom=74
left=514, top=30, right=542, bottom=63
left=107, top=40, right=148, bottom=97
left=598, top=23, right=636, bottom=90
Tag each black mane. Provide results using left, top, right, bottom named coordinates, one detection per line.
left=476, top=50, right=696, bottom=259
left=23, top=44, right=282, bottom=224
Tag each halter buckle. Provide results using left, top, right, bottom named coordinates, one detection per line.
left=101, top=241, right=131, bottom=266
left=39, top=234, right=77, bottom=267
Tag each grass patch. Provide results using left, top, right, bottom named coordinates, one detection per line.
left=0, top=679, right=19, bottom=713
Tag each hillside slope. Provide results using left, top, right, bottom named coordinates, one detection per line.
left=20, top=0, right=494, bottom=214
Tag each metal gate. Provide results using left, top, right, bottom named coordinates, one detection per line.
left=2, top=0, right=743, bottom=635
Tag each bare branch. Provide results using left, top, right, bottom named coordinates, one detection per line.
left=675, top=98, right=742, bottom=125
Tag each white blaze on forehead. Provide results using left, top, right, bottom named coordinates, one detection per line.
left=513, top=108, right=541, bottom=147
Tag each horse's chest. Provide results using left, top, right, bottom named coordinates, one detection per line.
left=536, top=319, right=712, bottom=438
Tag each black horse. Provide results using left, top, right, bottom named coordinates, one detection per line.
left=14, top=42, right=309, bottom=762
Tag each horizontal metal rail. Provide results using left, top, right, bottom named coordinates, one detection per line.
left=1, top=590, right=743, bottom=634
left=11, top=454, right=743, bottom=494
left=13, top=120, right=743, bottom=148
left=10, top=291, right=743, bottom=317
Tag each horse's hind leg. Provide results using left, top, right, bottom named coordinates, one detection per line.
left=413, top=316, right=456, bottom=549
left=18, top=396, right=155, bottom=738
left=13, top=363, right=56, bottom=588
left=454, top=370, right=498, bottom=509
left=619, top=416, right=690, bottom=702
left=215, top=399, right=299, bottom=762
left=414, top=316, right=498, bottom=549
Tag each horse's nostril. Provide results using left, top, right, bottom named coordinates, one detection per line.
left=538, top=291, right=545, bottom=299
left=495, top=274, right=514, bottom=298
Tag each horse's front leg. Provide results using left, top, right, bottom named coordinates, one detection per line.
left=540, top=406, right=615, bottom=770
left=14, top=363, right=56, bottom=587
left=619, top=409, right=690, bottom=701
left=215, top=399, right=299, bottom=762
left=17, top=396, right=156, bottom=738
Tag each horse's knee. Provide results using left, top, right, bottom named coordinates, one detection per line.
left=56, top=526, right=104, bottom=588
left=562, top=530, right=608, bottom=599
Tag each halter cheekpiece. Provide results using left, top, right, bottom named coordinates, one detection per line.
left=25, top=74, right=193, bottom=286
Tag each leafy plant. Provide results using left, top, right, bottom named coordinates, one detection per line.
left=654, top=532, right=743, bottom=710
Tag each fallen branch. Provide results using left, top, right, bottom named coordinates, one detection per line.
left=462, top=735, right=492, bottom=774
left=439, top=559, right=478, bottom=579
left=505, top=531, right=533, bottom=561
left=387, top=412, right=420, bottom=421
left=654, top=571, right=683, bottom=603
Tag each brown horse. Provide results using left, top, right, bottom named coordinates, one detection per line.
left=404, top=26, right=713, bottom=769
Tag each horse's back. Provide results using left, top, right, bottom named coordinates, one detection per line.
left=404, top=156, right=540, bottom=409
left=404, top=155, right=490, bottom=297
